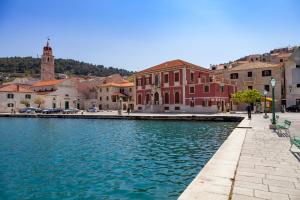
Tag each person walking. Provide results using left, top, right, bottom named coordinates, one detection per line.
left=247, top=104, right=252, bottom=120
left=127, top=107, right=130, bottom=115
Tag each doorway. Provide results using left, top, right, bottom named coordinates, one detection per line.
left=65, top=101, right=69, bottom=109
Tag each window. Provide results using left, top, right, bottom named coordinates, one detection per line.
left=212, top=67, right=216, bottom=70
left=220, top=85, right=224, bottom=92
left=106, top=88, right=109, bottom=92
left=248, top=86, right=253, bottom=90
left=112, top=96, right=117, bottom=102
left=262, top=70, right=272, bottom=77
left=164, top=107, right=169, bottom=110
left=25, top=94, right=31, bottom=99
left=190, top=72, right=194, bottom=82
left=201, top=76, right=206, bottom=83
left=146, top=94, right=150, bottom=104
left=204, top=85, right=209, bottom=93
left=230, top=73, right=239, bottom=79
left=99, top=88, right=102, bottom=92
left=7, top=94, right=14, bottom=99
left=248, top=72, right=252, bottom=77
left=297, top=84, right=300, bottom=88
left=164, top=93, right=169, bottom=104
left=164, top=74, right=169, bottom=83
left=174, top=92, right=180, bottom=104
left=146, top=77, right=150, bottom=85
left=264, top=85, right=270, bottom=92
left=106, top=96, right=109, bottom=101
left=155, top=74, right=160, bottom=86
left=129, top=88, right=132, bottom=92
left=99, top=97, right=102, bottom=101
left=189, top=86, right=195, bottom=94
left=175, top=106, right=180, bottom=110
left=280, top=59, right=283, bottom=62
left=174, top=72, right=179, bottom=82
left=7, top=103, right=14, bottom=107
left=65, top=94, right=69, bottom=97
left=138, top=95, right=142, bottom=104
left=296, top=65, right=300, bottom=68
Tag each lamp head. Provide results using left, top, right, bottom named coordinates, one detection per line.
left=270, top=78, right=276, bottom=87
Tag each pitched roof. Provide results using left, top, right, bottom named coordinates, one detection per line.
left=229, top=62, right=281, bottom=71
left=98, top=81, right=134, bottom=88
left=0, top=84, right=34, bottom=93
left=137, top=59, right=209, bottom=75
left=32, top=79, right=64, bottom=87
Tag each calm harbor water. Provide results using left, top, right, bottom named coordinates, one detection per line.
left=0, top=118, right=237, bottom=200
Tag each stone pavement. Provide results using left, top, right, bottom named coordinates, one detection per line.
left=232, top=113, right=300, bottom=200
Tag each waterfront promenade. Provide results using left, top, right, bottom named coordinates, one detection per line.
left=180, top=113, right=300, bottom=200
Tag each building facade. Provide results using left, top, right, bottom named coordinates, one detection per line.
left=285, top=47, right=300, bottom=107
left=0, top=84, right=36, bottom=112
left=96, top=81, right=134, bottom=110
left=212, top=62, right=284, bottom=111
left=41, top=39, right=55, bottom=81
left=31, top=79, right=84, bottom=109
left=134, top=59, right=236, bottom=113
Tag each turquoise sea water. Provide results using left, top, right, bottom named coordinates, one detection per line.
left=0, top=118, right=237, bottom=200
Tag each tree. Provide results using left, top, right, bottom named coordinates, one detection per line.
left=20, top=99, right=30, bottom=107
left=34, top=97, right=45, bottom=108
left=232, top=89, right=262, bottom=104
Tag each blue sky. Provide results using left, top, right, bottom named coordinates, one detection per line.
left=0, top=0, right=299, bottom=71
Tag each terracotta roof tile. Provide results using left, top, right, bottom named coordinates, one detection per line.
left=32, top=79, right=64, bottom=87
left=136, top=59, right=209, bottom=75
left=0, top=84, right=34, bottom=93
left=98, top=81, right=134, bottom=87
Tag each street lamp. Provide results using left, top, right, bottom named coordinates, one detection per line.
left=263, top=90, right=268, bottom=118
left=270, top=78, right=276, bottom=125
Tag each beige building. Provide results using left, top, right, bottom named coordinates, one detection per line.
left=96, top=81, right=134, bottom=110
left=285, top=47, right=300, bottom=107
left=212, top=62, right=284, bottom=111
left=0, top=84, right=36, bottom=112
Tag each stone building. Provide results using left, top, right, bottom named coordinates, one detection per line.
left=134, top=59, right=236, bottom=113
left=0, top=84, right=36, bottom=112
left=212, top=62, right=284, bottom=111
left=285, top=47, right=300, bottom=107
left=41, top=39, right=55, bottom=81
left=96, top=81, right=134, bottom=110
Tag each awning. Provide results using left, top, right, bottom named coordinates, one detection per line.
left=261, top=97, right=273, bottom=102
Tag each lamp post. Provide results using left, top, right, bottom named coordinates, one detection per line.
left=271, top=78, right=276, bottom=125
left=263, top=90, right=268, bottom=118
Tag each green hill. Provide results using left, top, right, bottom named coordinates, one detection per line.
left=0, top=57, right=134, bottom=77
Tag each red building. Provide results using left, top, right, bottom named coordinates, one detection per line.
left=134, top=59, right=237, bottom=113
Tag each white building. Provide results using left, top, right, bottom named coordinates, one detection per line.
left=0, top=84, right=36, bottom=112
left=31, top=79, right=84, bottom=109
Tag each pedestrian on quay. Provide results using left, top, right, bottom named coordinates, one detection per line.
left=246, top=104, right=252, bottom=120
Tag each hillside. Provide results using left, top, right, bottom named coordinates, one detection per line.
left=0, top=57, right=134, bottom=77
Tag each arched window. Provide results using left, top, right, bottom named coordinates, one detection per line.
left=146, top=94, right=150, bottom=104
left=138, top=94, right=142, bottom=104
left=164, top=93, right=169, bottom=104
left=174, top=92, right=180, bottom=104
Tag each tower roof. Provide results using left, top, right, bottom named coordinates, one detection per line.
left=43, top=38, right=52, bottom=51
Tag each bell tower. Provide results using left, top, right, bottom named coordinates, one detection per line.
left=41, top=39, right=55, bottom=81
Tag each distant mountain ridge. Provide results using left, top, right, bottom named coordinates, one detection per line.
left=0, top=57, right=134, bottom=77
